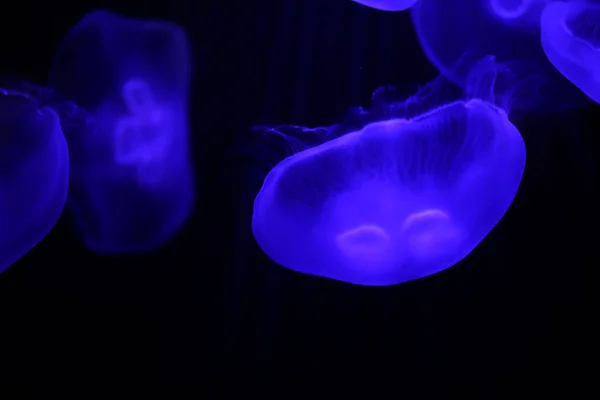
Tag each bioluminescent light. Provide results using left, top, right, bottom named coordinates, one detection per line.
left=0, top=83, right=69, bottom=273
left=48, top=9, right=195, bottom=254
left=352, top=0, right=418, bottom=11
left=251, top=57, right=526, bottom=286
left=410, top=0, right=590, bottom=111
left=541, top=1, right=600, bottom=104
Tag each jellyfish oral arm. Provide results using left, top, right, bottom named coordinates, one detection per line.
left=114, top=79, right=171, bottom=174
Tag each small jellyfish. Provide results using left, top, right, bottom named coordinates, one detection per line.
left=252, top=58, right=526, bottom=286
left=410, top=0, right=590, bottom=111
left=352, top=0, right=418, bottom=11
left=48, top=10, right=195, bottom=254
left=0, top=82, right=69, bottom=273
left=541, top=1, right=600, bottom=104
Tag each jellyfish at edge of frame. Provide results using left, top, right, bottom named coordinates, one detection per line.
left=0, top=84, right=69, bottom=273
left=410, top=0, right=591, bottom=112
left=251, top=58, right=526, bottom=286
left=541, top=1, right=600, bottom=104
left=48, top=9, right=195, bottom=254
left=352, top=0, right=418, bottom=11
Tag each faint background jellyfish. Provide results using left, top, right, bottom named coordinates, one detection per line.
left=47, top=9, right=195, bottom=254
left=410, top=0, right=591, bottom=112
left=352, top=0, right=419, bottom=11
left=0, top=79, right=69, bottom=273
left=541, top=0, right=600, bottom=104
left=251, top=57, right=526, bottom=286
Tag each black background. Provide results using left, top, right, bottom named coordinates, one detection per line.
left=0, top=0, right=595, bottom=395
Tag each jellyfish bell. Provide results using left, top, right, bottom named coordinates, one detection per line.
left=0, top=83, right=69, bottom=273
left=541, top=1, right=600, bottom=104
left=351, top=0, right=419, bottom=12
left=411, top=0, right=590, bottom=112
left=252, top=63, right=526, bottom=285
left=48, top=9, right=194, bottom=254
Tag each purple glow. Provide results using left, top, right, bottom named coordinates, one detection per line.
left=352, top=0, right=418, bottom=11
left=48, top=10, right=195, bottom=254
left=541, top=1, right=600, bottom=104
left=410, top=0, right=590, bottom=112
left=252, top=59, right=526, bottom=286
left=0, top=85, right=69, bottom=272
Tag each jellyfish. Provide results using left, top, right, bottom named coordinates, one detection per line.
left=410, top=0, right=591, bottom=111
left=48, top=9, right=195, bottom=254
left=541, top=1, right=600, bottom=104
left=251, top=57, right=526, bottom=286
left=352, top=0, right=418, bottom=11
left=0, top=82, right=69, bottom=273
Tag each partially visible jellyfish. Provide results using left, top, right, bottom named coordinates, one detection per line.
left=541, top=1, right=600, bottom=104
left=251, top=57, right=526, bottom=286
left=411, top=0, right=591, bottom=111
left=352, top=0, right=418, bottom=11
left=48, top=10, right=195, bottom=254
left=0, top=81, right=69, bottom=273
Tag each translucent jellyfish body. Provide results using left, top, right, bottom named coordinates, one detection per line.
left=252, top=96, right=526, bottom=286
left=541, top=1, right=600, bottom=104
left=0, top=85, right=69, bottom=272
left=352, top=0, right=418, bottom=11
left=48, top=10, right=194, bottom=254
left=411, top=0, right=590, bottom=111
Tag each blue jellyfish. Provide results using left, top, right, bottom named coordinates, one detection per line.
left=352, top=0, right=418, bottom=11
left=251, top=57, right=526, bottom=286
left=48, top=10, right=195, bottom=254
left=410, top=0, right=590, bottom=111
left=541, top=1, right=600, bottom=104
left=0, top=82, right=69, bottom=273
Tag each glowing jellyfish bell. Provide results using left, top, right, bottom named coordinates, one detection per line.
left=352, top=0, right=418, bottom=11
left=541, top=0, right=600, bottom=104
left=48, top=9, right=195, bottom=254
left=411, top=0, right=590, bottom=111
left=252, top=57, right=526, bottom=286
left=0, top=81, right=69, bottom=273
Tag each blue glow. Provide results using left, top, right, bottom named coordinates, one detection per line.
left=48, top=10, right=195, bottom=254
left=0, top=82, right=69, bottom=273
left=541, top=1, right=600, bottom=104
left=411, top=0, right=590, bottom=111
left=251, top=57, right=526, bottom=286
left=352, top=0, right=418, bottom=11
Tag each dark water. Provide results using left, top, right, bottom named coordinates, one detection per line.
left=0, top=0, right=594, bottom=394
